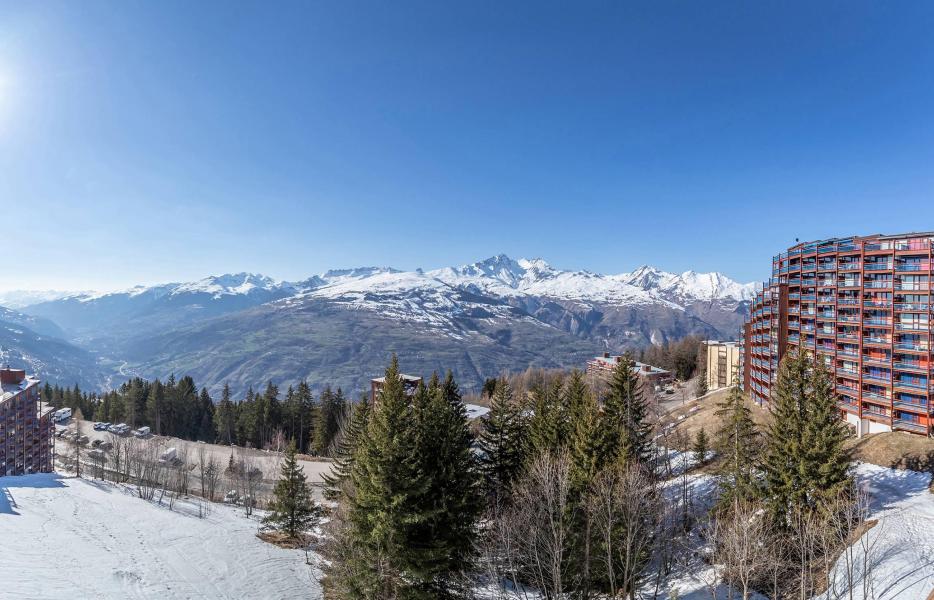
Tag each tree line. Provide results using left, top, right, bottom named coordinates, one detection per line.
left=42, top=377, right=351, bottom=455
left=318, top=348, right=857, bottom=599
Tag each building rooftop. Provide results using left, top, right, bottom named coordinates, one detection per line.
left=0, top=368, right=39, bottom=396
left=589, top=355, right=670, bottom=376
left=371, top=374, right=423, bottom=384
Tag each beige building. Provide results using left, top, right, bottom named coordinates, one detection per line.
left=705, top=341, right=741, bottom=392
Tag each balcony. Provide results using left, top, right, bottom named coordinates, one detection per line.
left=893, top=420, right=929, bottom=434
left=895, top=262, right=931, bottom=272
left=862, top=337, right=892, bottom=346
left=864, top=318, right=892, bottom=326
left=838, top=263, right=861, bottom=271
left=895, top=342, right=929, bottom=352
left=895, top=323, right=930, bottom=332
left=864, top=263, right=894, bottom=272
left=894, top=361, right=929, bottom=373
left=894, top=302, right=930, bottom=312
left=895, top=283, right=930, bottom=291
left=864, top=281, right=894, bottom=289
left=863, top=300, right=891, bottom=308
left=893, top=401, right=929, bottom=413
left=861, top=390, right=891, bottom=403
left=838, top=298, right=860, bottom=305
left=862, top=373, right=892, bottom=384
left=894, top=379, right=930, bottom=392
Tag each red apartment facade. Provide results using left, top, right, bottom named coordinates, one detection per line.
left=740, top=233, right=934, bottom=437
left=0, top=367, right=54, bottom=476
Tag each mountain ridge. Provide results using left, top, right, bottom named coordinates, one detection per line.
left=9, top=255, right=754, bottom=394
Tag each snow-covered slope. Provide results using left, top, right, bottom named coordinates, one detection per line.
left=0, top=474, right=320, bottom=599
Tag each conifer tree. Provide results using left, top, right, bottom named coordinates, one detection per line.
left=802, top=358, right=851, bottom=503
left=714, top=379, right=760, bottom=505
left=477, top=377, right=526, bottom=502
left=762, top=350, right=851, bottom=521
left=263, top=441, right=319, bottom=540
left=601, top=355, right=652, bottom=466
left=527, top=375, right=568, bottom=457
left=692, top=427, right=709, bottom=466
left=333, top=356, right=430, bottom=597
left=214, top=382, right=236, bottom=445
left=566, top=370, right=601, bottom=495
left=322, top=395, right=371, bottom=500
left=409, top=371, right=482, bottom=594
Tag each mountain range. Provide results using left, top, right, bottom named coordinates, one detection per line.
left=0, top=255, right=756, bottom=395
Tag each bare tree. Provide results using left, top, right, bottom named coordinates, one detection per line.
left=711, top=499, right=772, bottom=600
left=494, top=451, right=573, bottom=599
left=588, top=462, right=659, bottom=600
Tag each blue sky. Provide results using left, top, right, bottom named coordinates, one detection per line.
left=2, top=1, right=934, bottom=291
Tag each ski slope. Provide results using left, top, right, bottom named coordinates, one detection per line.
left=0, top=474, right=321, bottom=599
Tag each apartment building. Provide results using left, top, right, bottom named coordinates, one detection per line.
left=370, top=373, right=423, bottom=404
left=704, top=341, right=741, bottom=392
left=740, top=233, right=934, bottom=436
left=0, top=367, right=54, bottom=476
left=586, top=353, right=673, bottom=387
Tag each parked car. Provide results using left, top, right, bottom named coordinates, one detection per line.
left=99, top=441, right=114, bottom=451
left=159, top=448, right=177, bottom=464
left=52, top=408, right=72, bottom=423
left=133, top=426, right=150, bottom=438
left=88, top=449, right=106, bottom=461
left=224, top=490, right=239, bottom=504
left=76, top=435, right=90, bottom=446
left=91, top=439, right=103, bottom=448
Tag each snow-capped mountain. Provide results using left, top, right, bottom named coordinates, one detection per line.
left=13, top=255, right=753, bottom=393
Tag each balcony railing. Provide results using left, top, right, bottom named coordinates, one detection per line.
left=895, top=343, right=929, bottom=352
left=896, top=323, right=930, bottom=331
left=838, top=263, right=861, bottom=271
left=894, top=379, right=930, bottom=391
left=893, top=401, right=928, bottom=413
left=864, top=281, right=894, bottom=289
left=895, top=283, right=931, bottom=291
left=895, top=263, right=932, bottom=272
left=895, top=303, right=930, bottom=312
left=894, top=420, right=929, bottom=433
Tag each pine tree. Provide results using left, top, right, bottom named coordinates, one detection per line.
left=322, top=395, right=370, bottom=500
left=263, top=442, right=319, bottom=540
left=713, top=379, right=760, bottom=506
left=762, top=350, right=851, bottom=522
left=692, top=427, right=709, bottom=466
left=802, top=358, right=851, bottom=503
left=566, top=370, right=601, bottom=495
left=477, top=377, right=526, bottom=502
left=527, top=375, right=568, bottom=457
left=214, top=382, right=236, bottom=445
left=601, top=355, right=652, bottom=466
left=409, top=371, right=482, bottom=594
left=332, top=356, right=430, bottom=597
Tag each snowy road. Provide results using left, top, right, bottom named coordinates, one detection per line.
left=0, top=474, right=322, bottom=599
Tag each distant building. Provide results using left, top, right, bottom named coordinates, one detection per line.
left=370, top=374, right=423, bottom=404
left=586, top=353, right=672, bottom=386
left=704, top=341, right=741, bottom=392
left=1, top=367, right=54, bottom=477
